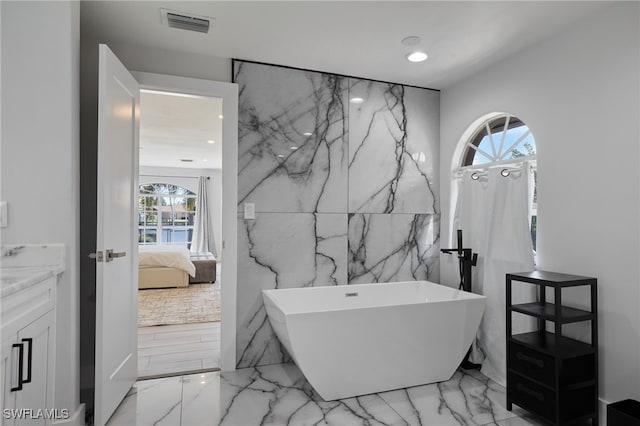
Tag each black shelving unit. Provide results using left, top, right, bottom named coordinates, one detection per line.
left=506, top=270, right=598, bottom=425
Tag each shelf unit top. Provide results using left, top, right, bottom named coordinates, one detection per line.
left=507, top=270, right=596, bottom=287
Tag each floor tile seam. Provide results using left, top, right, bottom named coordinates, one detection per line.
left=139, top=345, right=220, bottom=357
left=138, top=322, right=220, bottom=331
left=146, top=360, right=214, bottom=369
left=138, top=367, right=221, bottom=381
left=373, top=389, right=422, bottom=426
left=377, top=395, right=417, bottom=426
left=149, top=331, right=219, bottom=339
left=138, top=338, right=213, bottom=347
left=147, top=352, right=220, bottom=363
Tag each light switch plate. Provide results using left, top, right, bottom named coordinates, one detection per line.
left=0, top=202, right=7, bottom=227
left=244, top=203, right=255, bottom=220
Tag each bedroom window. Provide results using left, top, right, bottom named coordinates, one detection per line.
left=138, top=183, right=197, bottom=247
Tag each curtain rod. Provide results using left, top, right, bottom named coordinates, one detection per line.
left=140, top=174, right=210, bottom=180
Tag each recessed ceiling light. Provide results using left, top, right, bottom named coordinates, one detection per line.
left=350, top=97, right=364, bottom=104
left=218, top=115, right=223, bottom=119
left=303, top=132, right=313, bottom=136
left=203, top=158, right=208, bottom=162
left=208, top=140, right=215, bottom=144
left=290, top=146, right=298, bottom=150
left=406, top=52, right=428, bottom=63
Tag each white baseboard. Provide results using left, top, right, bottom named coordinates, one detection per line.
left=53, top=404, right=86, bottom=426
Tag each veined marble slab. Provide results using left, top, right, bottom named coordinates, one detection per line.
left=348, top=214, right=440, bottom=284
left=348, top=79, right=439, bottom=214
left=236, top=213, right=347, bottom=368
left=235, top=61, right=348, bottom=213
left=1, top=244, right=65, bottom=298
left=105, top=375, right=183, bottom=426
left=233, top=61, right=441, bottom=369
left=106, top=365, right=545, bottom=426
left=219, top=363, right=536, bottom=426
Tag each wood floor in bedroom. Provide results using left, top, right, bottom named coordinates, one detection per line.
left=137, top=321, right=221, bottom=379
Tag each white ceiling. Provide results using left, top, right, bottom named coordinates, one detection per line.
left=81, top=1, right=612, bottom=89
left=140, top=90, right=223, bottom=169
left=83, top=1, right=612, bottom=170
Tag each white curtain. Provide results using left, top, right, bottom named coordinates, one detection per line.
left=452, top=162, right=535, bottom=385
left=190, top=177, right=217, bottom=257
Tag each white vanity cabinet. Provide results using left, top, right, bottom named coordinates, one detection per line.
left=1, top=276, right=57, bottom=426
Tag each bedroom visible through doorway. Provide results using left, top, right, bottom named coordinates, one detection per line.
left=136, top=89, right=223, bottom=379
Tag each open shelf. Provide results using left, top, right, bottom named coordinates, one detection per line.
left=510, top=302, right=594, bottom=323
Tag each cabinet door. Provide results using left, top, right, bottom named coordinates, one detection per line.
left=1, top=335, right=18, bottom=426
left=14, top=311, right=55, bottom=426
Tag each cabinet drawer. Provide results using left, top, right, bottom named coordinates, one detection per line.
left=509, top=342, right=555, bottom=386
left=508, top=373, right=556, bottom=422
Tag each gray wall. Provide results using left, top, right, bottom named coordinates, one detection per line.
left=440, top=2, right=640, bottom=410
left=234, top=61, right=441, bottom=368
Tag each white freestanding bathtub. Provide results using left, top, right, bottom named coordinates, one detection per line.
left=262, top=281, right=486, bottom=401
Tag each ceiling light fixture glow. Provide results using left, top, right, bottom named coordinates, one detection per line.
left=208, top=140, right=215, bottom=144
left=406, top=52, right=428, bottom=63
left=218, top=115, right=223, bottom=119
left=350, top=97, right=364, bottom=104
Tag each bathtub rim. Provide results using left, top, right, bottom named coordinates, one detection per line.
left=262, top=281, right=486, bottom=315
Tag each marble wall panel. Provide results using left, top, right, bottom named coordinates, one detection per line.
left=235, top=61, right=348, bottom=213
left=348, top=79, right=439, bottom=214
left=236, top=213, right=347, bottom=368
left=348, top=213, right=440, bottom=284
left=234, top=61, right=440, bottom=368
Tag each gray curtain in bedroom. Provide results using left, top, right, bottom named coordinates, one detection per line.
left=190, top=176, right=217, bottom=257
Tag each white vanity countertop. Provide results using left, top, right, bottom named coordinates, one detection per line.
left=1, top=244, right=65, bottom=298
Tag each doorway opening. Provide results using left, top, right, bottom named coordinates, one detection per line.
left=136, top=89, right=223, bottom=379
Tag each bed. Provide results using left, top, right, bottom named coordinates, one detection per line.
left=138, top=245, right=196, bottom=289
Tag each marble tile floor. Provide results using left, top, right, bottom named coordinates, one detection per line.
left=108, top=362, right=547, bottom=426
left=138, top=321, right=220, bottom=379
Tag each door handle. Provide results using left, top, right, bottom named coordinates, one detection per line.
left=10, top=343, right=24, bottom=392
left=106, top=249, right=126, bottom=262
left=22, top=338, right=32, bottom=384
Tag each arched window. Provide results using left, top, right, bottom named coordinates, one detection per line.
left=138, top=183, right=197, bottom=247
left=461, top=114, right=536, bottom=166
left=457, top=113, right=537, bottom=250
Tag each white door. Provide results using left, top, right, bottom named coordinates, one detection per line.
left=94, top=44, right=139, bottom=426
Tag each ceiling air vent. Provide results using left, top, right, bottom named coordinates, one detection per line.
left=160, top=9, right=213, bottom=34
